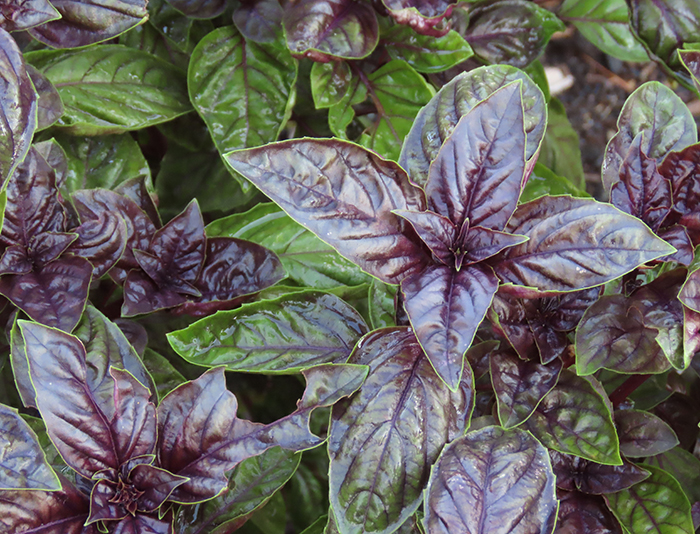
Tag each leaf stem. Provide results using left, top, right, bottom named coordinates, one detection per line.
left=609, top=374, right=652, bottom=408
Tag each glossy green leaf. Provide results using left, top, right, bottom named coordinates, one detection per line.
left=189, top=26, right=297, bottom=155
left=310, top=61, right=352, bottom=109
left=328, top=75, right=367, bottom=139
left=645, top=447, right=700, bottom=504
left=521, top=163, right=589, bottom=202
left=147, top=0, right=194, bottom=51
left=424, top=425, right=558, bottom=534
left=558, top=0, right=648, bottom=62
left=615, top=409, right=679, bottom=457
left=605, top=465, right=694, bottom=534
left=329, top=327, right=473, bottom=534
left=119, top=20, right=190, bottom=71
left=168, top=291, right=369, bottom=374
left=368, top=279, right=397, bottom=329
left=26, top=45, right=190, bottom=135
left=382, top=27, right=473, bottom=74
left=524, top=370, right=622, bottom=465
left=141, top=348, right=186, bottom=402
left=539, top=98, right=585, bottom=189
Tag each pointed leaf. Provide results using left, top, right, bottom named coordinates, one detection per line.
left=402, top=264, right=499, bottom=390
left=462, top=227, right=528, bottom=266
left=168, top=290, right=368, bottom=373
left=424, top=425, right=557, bottom=534
left=284, top=0, right=378, bottom=60
left=399, top=64, right=546, bottom=188
left=310, top=61, right=352, bottom=109
left=495, top=196, right=675, bottom=291
left=615, top=409, right=679, bottom=457
left=26, top=46, right=190, bottom=135
left=550, top=451, right=650, bottom=494
left=68, top=212, right=128, bottom=279
left=122, top=269, right=189, bottom=317
left=329, top=327, right=473, bottom=534
left=226, top=139, right=429, bottom=285
left=393, top=209, right=455, bottom=265
left=0, top=0, right=60, bottom=31
left=33, top=139, right=68, bottom=189
left=524, top=370, right=622, bottom=465
left=555, top=490, right=624, bottom=534
left=382, top=27, right=473, bottom=74
left=26, top=65, right=64, bottom=131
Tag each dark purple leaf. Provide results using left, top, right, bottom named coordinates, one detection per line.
left=225, top=139, right=429, bottom=285
left=122, top=269, right=189, bottom=317
left=462, top=227, right=529, bottom=266
left=0, top=28, right=37, bottom=189
left=112, top=511, right=174, bottom=534
left=555, top=490, right=624, bottom=534
left=490, top=349, right=562, bottom=428
left=29, top=0, right=148, bottom=48
left=381, top=0, right=456, bottom=36
left=392, top=209, right=455, bottom=265
left=0, top=0, right=60, bottom=31
left=284, top=0, right=378, bottom=60
left=401, top=264, right=499, bottom=390
left=495, top=196, right=675, bottom=291
left=134, top=249, right=199, bottom=297
left=26, top=65, right=64, bottom=131
left=550, top=451, right=649, bottom=494
left=164, top=0, right=225, bottom=18
left=28, top=231, right=77, bottom=267
left=115, top=319, right=148, bottom=357
left=114, top=176, right=161, bottom=229
left=0, top=244, right=32, bottom=275
left=659, top=143, right=700, bottom=244
left=0, top=256, right=92, bottom=332
left=652, top=393, right=699, bottom=450
left=680, top=268, right=700, bottom=313
left=67, top=212, right=128, bottom=279
left=33, top=139, right=68, bottom=189
left=424, top=425, right=558, bottom=534
left=615, top=409, right=679, bottom=457
left=425, top=82, right=526, bottom=231
left=657, top=225, right=694, bottom=265
left=233, top=0, right=284, bottom=43
left=328, top=327, right=472, bottom=533
left=399, top=64, right=546, bottom=188
left=157, top=364, right=368, bottom=504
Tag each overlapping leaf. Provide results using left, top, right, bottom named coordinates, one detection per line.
left=382, top=27, right=473, bottom=74
left=67, top=212, right=128, bottom=279
left=0, top=0, right=60, bottom=31
left=26, top=65, right=63, bottom=131
left=329, top=327, right=473, bottom=534
left=645, top=447, right=700, bottom=504
left=381, top=0, right=456, bottom=36
left=555, top=490, right=624, bottom=534
left=615, top=409, right=679, bottom=457
left=310, top=61, right=353, bottom=109
left=233, top=0, right=284, bottom=43
left=550, top=451, right=649, bottom=494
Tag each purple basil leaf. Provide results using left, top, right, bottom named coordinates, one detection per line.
left=0, top=403, right=60, bottom=490
left=525, top=370, right=622, bottom=465
left=550, top=450, right=650, bottom=494
left=328, top=327, right=472, bottom=534
left=0, top=256, right=92, bottom=332
left=233, top=0, right=284, bottom=43
left=392, top=209, right=455, bottom=265
left=424, top=425, right=558, bottom=534
left=555, top=490, right=623, bottom=534
left=168, top=290, right=368, bottom=373
left=33, top=139, right=68, bottom=189
left=399, top=64, right=546, bottom=188
left=0, top=244, right=32, bottom=275
left=680, top=268, right=700, bottom=313
left=495, top=196, right=675, bottom=291
left=112, top=510, right=174, bottom=534
left=401, top=264, right=499, bottom=390
left=225, top=139, right=429, bottom=285
left=381, top=0, right=455, bottom=36
left=25, top=64, right=64, bottom=131
left=0, top=473, right=94, bottom=534
left=602, top=81, right=697, bottom=193
left=610, top=133, right=672, bottom=231
left=87, top=479, right=130, bottom=523
left=0, top=0, right=60, bottom=31
left=489, top=349, right=562, bottom=428
left=615, top=409, right=679, bottom=457
left=164, top=0, right=225, bottom=18
left=158, top=364, right=368, bottom=504
left=28, top=231, right=77, bottom=267
left=67, top=211, right=128, bottom=279
left=657, top=225, right=694, bottom=265
left=29, top=0, right=148, bottom=48
left=0, top=28, right=37, bottom=189
left=114, top=176, right=161, bottom=229
left=425, top=82, right=526, bottom=231
left=463, top=226, right=529, bottom=266
left=122, top=269, right=189, bottom=317
left=284, top=0, right=378, bottom=60
left=659, top=143, right=700, bottom=244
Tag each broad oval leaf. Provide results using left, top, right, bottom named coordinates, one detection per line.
left=0, top=28, right=37, bottom=189
left=605, top=465, right=694, bottom=534
left=284, top=0, right=378, bottom=60
left=26, top=65, right=63, bottom=131
left=494, top=196, right=675, bottom=291
left=29, top=0, right=148, bottom=48
left=615, top=409, right=679, bottom=457
left=310, top=61, right=352, bottom=109
left=225, top=138, right=429, bottom=285
left=0, top=404, right=60, bottom=490
left=0, top=0, right=60, bottom=31
left=189, top=26, right=297, bottom=156
left=165, top=0, right=225, bottom=18
left=382, top=27, right=473, bottom=74
left=26, top=45, right=191, bottom=135
left=424, top=425, right=557, bottom=534
left=524, top=370, right=622, bottom=465
left=329, top=327, right=473, bottom=534
left=168, top=290, right=368, bottom=373
left=399, top=64, right=546, bottom=188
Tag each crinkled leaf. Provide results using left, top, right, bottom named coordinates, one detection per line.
left=168, top=290, right=368, bottom=373
left=189, top=26, right=297, bottom=156
left=425, top=82, right=526, bottom=231
left=382, top=27, right=473, bottom=74
left=490, top=349, right=562, bottom=428
left=164, top=0, right=225, bottom=18
left=645, top=447, right=700, bottom=503
left=602, top=82, right=697, bottom=192
left=524, top=370, right=622, bottom=465
left=558, top=0, right=648, bottom=62
left=284, top=0, right=378, bottom=60
left=329, top=327, right=473, bottom=534
left=424, top=425, right=557, bottom=534
left=176, top=447, right=300, bottom=534
left=381, top=0, right=456, bottom=37
left=112, top=511, right=175, bottom=534
left=0, top=0, right=60, bottom=31
left=0, top=28, right=37, bottom=189
left=26, top=45, right=190, bottom=135
left=550, top=451, right=650, bottom=494
left=399, top=64, right=546, bottom=188
left=67, top=212, right=128, bottom=279
left=26, top=65, right=63, bottom=131
left=495, top=196, right=675, bottom=291
left=0, top=256, right=92, bottom=332
left=233, top=0, right=284, bottom=43
left=463, top=0, right=564, bottom=68
left=0, top=404, right=60, bottom=490
left=402, top=264, right=498, bottom=390
left=615, top=409, right=679, bottom=457
left=122, top=269, right=189, bottom=317
left=605, top=465, right=694, bottom=534
left=539, top=98, right=586, bottom=189
left=157, top=364, right=368, bottom=504
left=555, top=490, right=623, bottom=534
left=225, top=139, right=429, bottom=285
left=310, top=61, right=352, bottom=109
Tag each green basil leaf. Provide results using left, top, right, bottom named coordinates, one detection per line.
left=382, top=27, right=473, bottom=74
